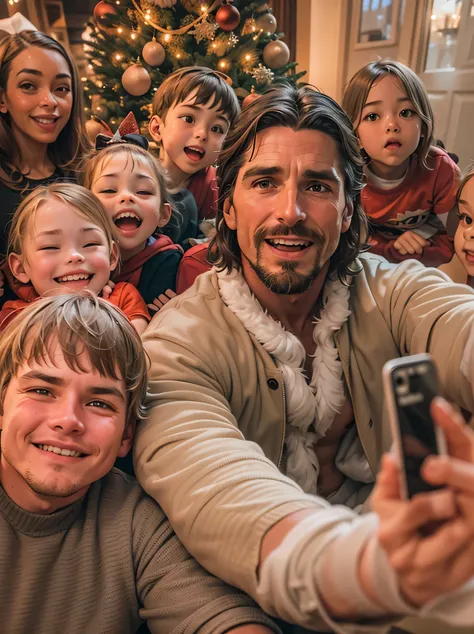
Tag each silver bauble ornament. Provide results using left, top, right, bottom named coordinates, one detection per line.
left=262, top=39, right=290, bottom=69
left=121, top=64, right=151, bottom=96
left=142, top=39, right=166, bottom=67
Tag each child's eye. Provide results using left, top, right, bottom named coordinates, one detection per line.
left=211, top=124, right=224, bottom=134
left=363, top=112, right=379, bottom=122
left=137, top=190, right=153, bottom=195
left=180, top=115, right=194, bottom=124
left=84, top=242, right=101, bottom=248
left=39, top=245, right=59, bottom=251
left=458, top=212, right=473, bottom=226
left=400, top=109, right=415, bottom=119
left=99, top=189, right=116, bottom=194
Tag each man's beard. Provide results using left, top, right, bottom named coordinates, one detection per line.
left=248, top=225, right=325, bottom=295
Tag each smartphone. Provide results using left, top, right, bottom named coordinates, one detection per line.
left=383, top=353, right=446, bottom=499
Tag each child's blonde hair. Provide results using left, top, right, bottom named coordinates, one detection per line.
left=342, top=60, right=435, bottom=169
left=81, top=143, right=171, bottom=213
left=8, top=183, right=117, bottom=259
left=152, top=66, right=240, bottom=126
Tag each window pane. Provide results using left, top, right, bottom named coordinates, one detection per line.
left=425, top=0, right=463, bottom=70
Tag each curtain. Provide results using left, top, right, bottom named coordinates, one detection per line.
left=268, top=0, right=296, bottom=62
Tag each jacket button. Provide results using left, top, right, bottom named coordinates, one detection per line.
left=267, top=378, right=279, bottom=390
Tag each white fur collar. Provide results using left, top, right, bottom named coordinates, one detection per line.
left=216, top=267, right=351, bottom=493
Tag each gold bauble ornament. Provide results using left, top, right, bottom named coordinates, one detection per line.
left=142, top=38, right=166, bottom=67
left=262, top=39, right=290, bottom=69
left=121, top=64, right=151, bottom=96
left=255, top=12, right=277, bottom=35
left=85, top=117, right=110, bottom=143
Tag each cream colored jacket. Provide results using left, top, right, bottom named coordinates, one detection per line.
left=136, top=253, right=474, bottom=630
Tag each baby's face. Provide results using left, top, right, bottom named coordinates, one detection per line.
left=455, top=177, right=474, bottom=277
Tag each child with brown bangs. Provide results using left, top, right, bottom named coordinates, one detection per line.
left=0, top=183, right=150, bottom=333
left=343, top=60, right=459, bottom=267
left=82, top=122, right=183, bottom=310
left=149, top=66, right=240, bottom=249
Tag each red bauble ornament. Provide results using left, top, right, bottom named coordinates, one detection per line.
left=216, top=2, right=241, bottom=32
left=242, top=90, right=261, bottom=109
left=93, top=1, right=118, bottom=34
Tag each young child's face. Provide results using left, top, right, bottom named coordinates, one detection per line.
left=357, top=75, right=422, bottom=177
left=455, top=176, right=474, bottom=276
left=10, top=199, right=116, bottom=297
left=91, top=152, right=170, bottom=259
left=0, top=342, right=130, bottom=512
left=149, top=89, right=230, bottom=182
left=0, top=46, right=73, bottom=147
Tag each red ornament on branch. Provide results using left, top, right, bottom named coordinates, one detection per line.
left=216, top=1, right=241, bottom=32
left=93, top=1, right=118, bottom=34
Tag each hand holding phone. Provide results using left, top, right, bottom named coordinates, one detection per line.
left=383, top=353, right=446, bottom=499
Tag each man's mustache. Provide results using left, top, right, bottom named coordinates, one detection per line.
left=254, top=225, right=324, bottom=249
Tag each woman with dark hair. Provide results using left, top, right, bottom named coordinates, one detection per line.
left=0, top=29, right=90, bottom=258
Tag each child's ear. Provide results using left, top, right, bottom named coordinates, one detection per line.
left=117, top=421, right=135, bottom=457
left=148, top=115, right=164, bottom=144
left=341, top=201, right=354, bottom=234
left=223, top=198, right=236, bottom=230
left=157, top=202, right=172, bottom=228
left=109, top=242, right=119, bottom=272
left=8, top=253, right=30, bottom=284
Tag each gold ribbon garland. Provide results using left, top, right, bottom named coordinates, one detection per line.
left=129, top=0, right=224, bottom=35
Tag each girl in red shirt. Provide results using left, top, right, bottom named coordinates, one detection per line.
left=343, top=60, right=459, bottom=266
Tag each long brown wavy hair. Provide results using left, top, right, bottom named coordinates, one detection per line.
left=210, top=82, right=368, bottom=283
left=0, top=30, right=90, bottom=188
left=342, top=60, right=435, bottom=170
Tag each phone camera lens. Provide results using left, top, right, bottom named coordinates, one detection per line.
left=395, top=375, right=405, bottom=386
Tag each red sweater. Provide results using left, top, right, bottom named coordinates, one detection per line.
left=187, top=166, right=218, bottom=220
left=362, top=147, right=459, bottom=266
left=0, top=268, right=150, bottom=332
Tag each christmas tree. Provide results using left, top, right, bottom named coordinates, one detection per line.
left=83, top=0, right=306, bottom=134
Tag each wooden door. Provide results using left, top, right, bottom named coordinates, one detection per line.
left=418, top=0, right=474, bottom=169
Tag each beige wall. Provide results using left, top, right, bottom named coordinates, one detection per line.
left=296, top=0, right=350, bottom=102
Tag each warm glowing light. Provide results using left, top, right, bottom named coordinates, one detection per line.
left=164, top=33, right=172, bottom=42
left=219, top=61, right=227, bottom=69
left=118, top=27, right=123, bottom=33
left=245, top=54, right=251, bottom=61
left=201, top=5, right=207, bottom=11
left=115, top=53, right=122, bottom=60
left=131, top=32, right=137, bottom=40
left=212, top=43, right=217, bottom=48
left=88, top=63, right=93, bottom=69
left=431, top=14, right=437, bottom=20
left=452, top=13, right=457, bottom=19
left=81, top=77, right=87, bottom=82
left=176, top=53, right=181, bottom=58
